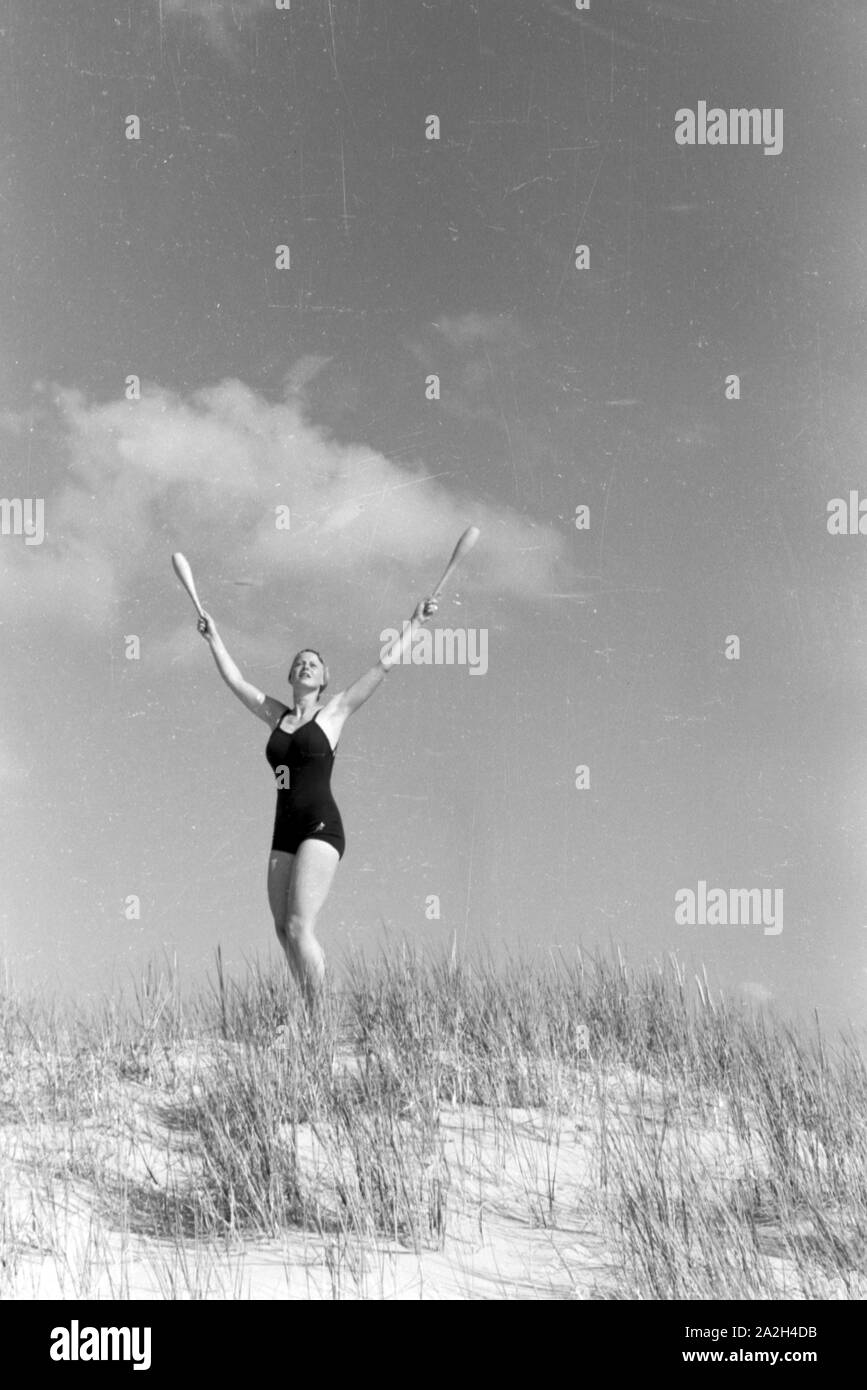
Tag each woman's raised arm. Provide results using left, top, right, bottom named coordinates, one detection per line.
left=329, top=597, right=437, bottom=719
left=198, top=611, right=286, bottom=727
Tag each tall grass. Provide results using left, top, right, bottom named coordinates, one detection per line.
left=0, top=945, right=863, bottom=1298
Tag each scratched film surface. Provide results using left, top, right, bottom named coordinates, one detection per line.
left=1, top=1, right=865, bottom=1035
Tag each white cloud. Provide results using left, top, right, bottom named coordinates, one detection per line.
left=0, top=376, right=569, bottom=635
left=283, top=355, right=333, bottom=404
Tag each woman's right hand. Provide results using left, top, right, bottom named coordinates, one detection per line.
left=197, top=610, right=218, bottom=643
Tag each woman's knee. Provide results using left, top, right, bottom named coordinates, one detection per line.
left=286, top=912, right=315, bottom=946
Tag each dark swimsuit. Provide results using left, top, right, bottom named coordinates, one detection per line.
left=265, top=709, right=346, bottom=859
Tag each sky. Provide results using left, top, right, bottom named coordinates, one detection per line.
left=1, top=0, right=866, bottom=1034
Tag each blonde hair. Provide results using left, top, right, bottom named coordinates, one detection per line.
left=289, top=648, right=329, bottom=696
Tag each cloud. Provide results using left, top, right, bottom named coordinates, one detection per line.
left=0, top=375, right=569, bottom=636
left=282, top=355, right=333, bottom=406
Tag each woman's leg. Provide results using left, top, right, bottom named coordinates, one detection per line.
left=269, top=840, right=340, bottom=1005
left=267, top=850, right=300, bottom=986
left=285, top=839, right=340, bottom=1004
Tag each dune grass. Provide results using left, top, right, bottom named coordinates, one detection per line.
left=0, top=945, right=863, bottom=1299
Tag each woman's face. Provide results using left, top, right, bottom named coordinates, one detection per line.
left=290, top=650, right=325, bottom=689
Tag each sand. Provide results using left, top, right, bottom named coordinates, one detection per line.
left=0, top=1043, right=859, bottom=1300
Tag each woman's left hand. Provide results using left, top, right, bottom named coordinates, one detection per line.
left=413, top=597, right=438, bottom=625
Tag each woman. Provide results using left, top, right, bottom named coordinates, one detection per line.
left=197, top=598, right=437, bottom=1005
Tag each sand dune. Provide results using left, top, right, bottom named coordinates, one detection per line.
left=1, top=954, right=864, bottom=1300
